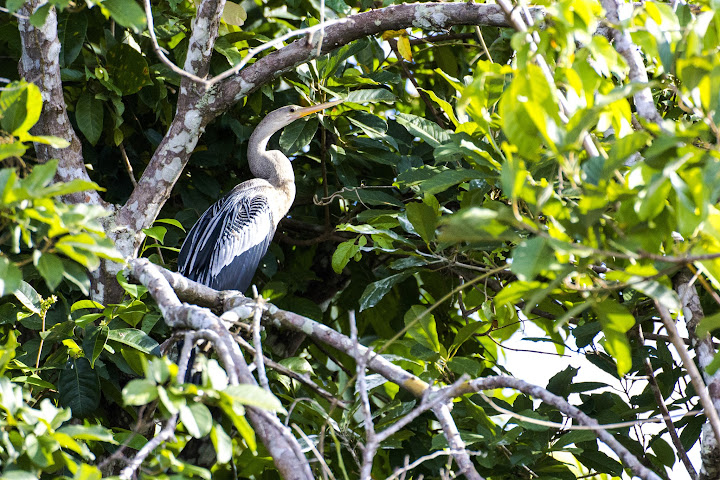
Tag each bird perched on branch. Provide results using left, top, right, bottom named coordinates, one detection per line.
left=178, top=99, right=343, bottom=293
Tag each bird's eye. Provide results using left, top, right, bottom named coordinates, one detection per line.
left=289, top=108, right=296, bottom=113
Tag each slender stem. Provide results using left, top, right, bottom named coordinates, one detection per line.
left=655, top=302, right=720, bottom=446
left=637, top=329, right=698, bottom=479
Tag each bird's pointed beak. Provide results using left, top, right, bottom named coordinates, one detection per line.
left=294, top=99, right=344, bottom=119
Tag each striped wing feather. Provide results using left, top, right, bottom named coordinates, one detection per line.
left=178, top=187, right=275, bottom=292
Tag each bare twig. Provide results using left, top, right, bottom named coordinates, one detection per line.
left=235, top=335, right=348, bottom=408
left=291, top=423, right=337, bottom=480
left=351, top=310, right=376, bottom=480
left=463, top=376, right=663, bottom=480
left=388, top=38, right=447, bottom=128
left=119, top=143, right=138, bottom=187
left=600, top=0, right=664, bottom=126
left=481, top=392, right=699, bottom=431
left=130, top=259, right=313, bottom=480
left=637, top=329, right=698, bottom=479
left=142, top=0, right=208, bottom=85
left=252, top=288, right=270, bottom=391
left=119, top=414, right=179, bottom=480
left=0, top=5, right=29, bottom=19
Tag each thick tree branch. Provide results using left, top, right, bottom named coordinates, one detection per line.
left=129, top=259, right=313, bottom=480
left=211, top=3, right=543, bottom=116
left=673, top=270, right=720, bottom=480
left=17, top=0, right=103, bottom=206
left=183, top=0, right=226, bottom=81
left=600, top=0, right=664, bottom=125
left=152, top=265, right=482, bottom=479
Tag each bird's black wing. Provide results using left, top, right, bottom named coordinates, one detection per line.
left=178, top=188, right=275, bottom=292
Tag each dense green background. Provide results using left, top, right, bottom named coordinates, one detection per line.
left=2, top=0, right=720, bottom=478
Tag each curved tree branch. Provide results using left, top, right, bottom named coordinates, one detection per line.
left=463, top=376, right=663, bottom=480
left=116, top=2, right=541, bottom=264
left=129, top=258, right=313, bottom=480
left=148, top=263, right=665, bottom=479
left=211, top=3, right=542, bottom=116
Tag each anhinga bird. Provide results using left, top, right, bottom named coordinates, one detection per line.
left=177, top=99, right=343, bottom=293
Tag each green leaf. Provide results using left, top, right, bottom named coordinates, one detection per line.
left=76, top=92, right=103, bottom=145
left=359, top=272, right=412, bottom=311
left=419, top=169, right=485, bottom=196
left=71, top=299, right=104, bottom=312
left=155, top=218, right=186, bottom=231
left=12, top=375, right=56, bottom=390
left=0, top=142, right=27, bottom=161
left=332, top=238, right=362, bottom=274
left=58, top=11, right=88, bottom=67
left=635, top=174, right=671, bottom=221
left=347, top=112, right=396, bottom=148
left=116, top=270, right=148, bottom=298
left=83, top=325, right=109, bottom=367
left=395, top=112, right=451, bottom=147
left=404, top=305, right=441, bottom=353
left=405, top=201, right=437, bottom=243
left=418, top=88, right=459, bottom=126
left=577, top=449, right=624, bottom=476
left=30, top=3, right=52, bottom=27
left=450, top=321, right=490, bottom=356
left=108, top=328, right=160, bottom=355
left=19, top=134, right=70, bottom=148
left=62, top=259, right=90, bottom=295
left=279, top=117, right=318, bottom=155
left=13, top=281, right=42, bottom=314
left=0, top=256, right=22, bottom=297
left=5, top=0, right=24, bottom=12
left=511, top=237, right=554, bottom=281
left=142, top=226, right=167, bottom=244
left=180, top=402, right=213, bottom=438
left=41, top=178, right=102, bottom=197
left=58, top=424, right=116, bottom=443
left=438, top=207, right=515, bottom=243
left=122, top=378, right=158, bottom=405
left=58, top=357, right=100, bottom=417
left=106, top=44, right=152, bottom=95
left=35, top=252, right=64, bottom=290
left=592, top=299, right=635, bottom=375
left=102, top=0, right=147, bottom=32
left=223, top=384, right=286, bottom=413
left=22, top=159, right=58, bottom=193
left=346, top=88, right=396, bottom=104
left=211, top=424, right=233, bottom=464
left=499, top=64, right=561, bottom=156
left=0, top=82, right=42, bottom=136
left=697, top=312, right=720, bottom=337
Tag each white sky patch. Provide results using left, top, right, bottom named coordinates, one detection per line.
left=500, top=322, right=699, bottom=479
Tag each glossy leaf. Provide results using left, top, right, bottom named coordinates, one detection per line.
left=58, top=358, right=100, bottom=417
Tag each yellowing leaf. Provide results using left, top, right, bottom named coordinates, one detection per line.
left=222, top=1, right=246, bottom=26
left=397, top=36, right=412, bottom=61
left=381, top=30, right=407, bottom=40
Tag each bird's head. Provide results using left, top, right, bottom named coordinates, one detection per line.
left=266, top=99, right=344, bottom=130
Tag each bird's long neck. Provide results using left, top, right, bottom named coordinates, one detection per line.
left=247, top=119, right=296, bottom=220
left=248, top=121, right=295, bottom=186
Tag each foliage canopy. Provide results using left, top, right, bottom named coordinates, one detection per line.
left=2, top=0, right=720, bottom=478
